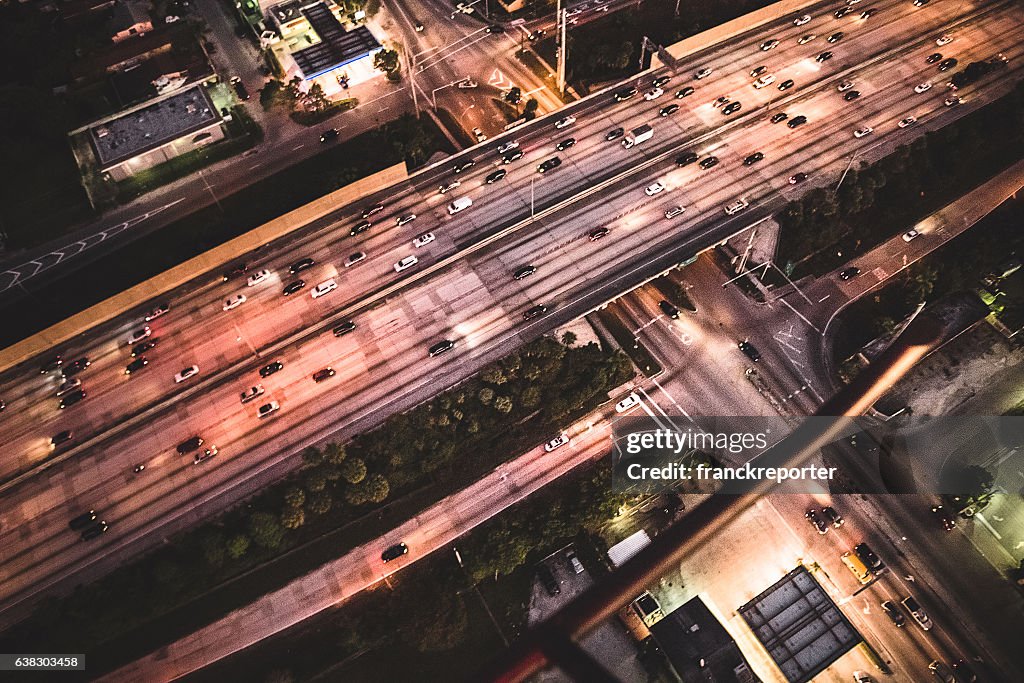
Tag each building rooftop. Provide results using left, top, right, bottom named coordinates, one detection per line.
left=291, top=2, right=381, bottom=79
left=650, top=596, right=759, bottom=682
left=89, top=84, right=220, bottom=166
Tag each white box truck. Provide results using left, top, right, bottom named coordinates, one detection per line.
left=621, top=124, right=653, bottom=149
left=448, top=196, right=473, bottom=214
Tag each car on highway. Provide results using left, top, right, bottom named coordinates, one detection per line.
left=282, top=280, right=306, bottom=295
left=693, top=67, right=713, bottom=79
left=381, top=542, right=409, bottom=562
left=644, top=181, right=665, bottom=196
left=793, top=13, right=810, bottom=25
left=544, top=432, right=570, bottom=452
left=926, top=52, right=943, bottom=64
left=396, top=213, right=417, bottom=226
left=778, top=79, right=795, bottom=91
left=722, top=102, right=741, bottom=115
left=333, top=321, right=356, bottom=336
left=223, top=293, right=246, bottom=311
left=81, top=521, right=110, bottom=541
left=743, top=152, right=764, bottom=165
left=787, top=115, right=808, bottom=128
left=554, top=115, right=576, bottom=129
left=222, top=263, right=248, bottom=281
left=513, top=265, right=537, bottom=280
left=485, top=169, right=507, bottom=183
left=230, top=76, right=249, bottom=101
left=915, top=81, right=932, bottom=93
left=913, top=0, right=929, bottom=5
left=311, top=279, right=337, bottom=299
left=837, top=79, right=855, bottom=92
left=843, top=90, right=861, bottom=101
left=319, top=128, right=339, bottom=143
left=40, top=356, right=63, bottom=374
left=652, top=75, right=671, bottom=88
left=944, top=95, right=961, bottom=107
left=260, top=361, right=284, bottom=378
left=881, top=600, right=906, bottom=627
left=247, top=269, right=271, bottom=286
left=361, top=203, right=385, bottom=219
left=126, top=327, right=151, bottom=345
left=938, top=57, right=958, bottom=71
left=125, top=357, right=148, bottom=375
left=144, top=302, right=170, bottom=321
left=660, top=103, right=680, bottom=116
left=240, top=385, right=265, bottom=403
left=827, top=31, right=844, bottom=43
left=588, top=227, right=610, bottom=241
left=750, top=65, right=768, bottom=78
left=676, top=151, right=699, bottom=166
left=62, top=357, right=91, bottom=378
left=257, top=401, right=280, bottom=418
left=615, top=392, right=641, bottom=413
left=853, top=126, right=873, bottom=138
left=839, top=267, right=861, bottom=280
left=738, top=340, right=761, bottom=361
left=537, top=157, right=562, bottom=173
left=502, top=149, right=524, bottom=163
left=835, top=6, right=853, bottom=17
left=931, top=504, right=957, bottom=530
left=712, top=95, right=730, bottom=109
left=69, top=510, right=97, bottom=530
left=771, top=112, right=789, bottom=124
left=438, top=181, right=461, bottom=194
left=898, top=116, right=917, bottom=128
left=798, top=34, right=816, bottom=44
left=429, top=339, right=456, bottom=357
left=177, top=436, right=204, bottom=454
left=935, top=34, right=953, bottom=46
left=821, top=506, right=844, bottom=527
left=556, top=137, right=577, bottom=150
left=605, top=127, right=624, bottom=141
left=644, top=87, right=664, bottom=100
left=854, top=542, right=885, bottom=573
left=453, top=160, right=475, bottom=173
left=902, top=596, right=932, bottom=630
left=760, top=39, right=779, bottom=51
left=676, top=86, right=695, bottom=98
left=523, top=304, right=548, bottom=320
left=413, top=233, right=435, bottom=248
left=497, top=140, right=520, bottom=154
left=805, top=508, right=828, bottom=534
left=816, top=51, right=833, bottom=62
left=56, top=377, right=82, bottom=396
left=659, top=300, right=681, bottom=318
left=902, top=228, right=920, bottom=242
left=859, top=7, right=877, bottom=19
left=485, top=23, right=504, bottom=33
left=952, top=660, right=977, bottom=683
left=929, top=661, right=955, bottom=683
left=613, top=86, right=638, bottom=102
left=753, top=74, right=775, bottom=89
left=193, top=446, right=217, bottom=464
left=289, top=257, right=315, bottom=274
left=174, top=365, right=199, bottom=383
left=344, top=252, right=366, bottom=267
left=789, top=172, right=808, bottom=184
left=699, top=156, right=720, bottom=169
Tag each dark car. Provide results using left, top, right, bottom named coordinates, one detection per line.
left=613, top=86, right=638, bottom=102
left=881, top=600, right=906, bottom=627
left=750, top=65, right=768, bottom=77
left=926, top=53, right=943, bottom=64
left=69, top=510, right=97, bottom=530
left=193, top=447, right=218, bottom=464
left=821, top=506, right=844, bottom=527
left=51, top=430, right=74, bottom=449
left=429, top=340, right=456, bottom=357
left=787, top=115, right=808, bottom=128
left=538, top=564, right=561, bottom=596
left=222, top=263, right=248, bottom=281
left=805, top=508, right=828, bottom=534
left=860, top=7, right=878, bottom=18
left=843, top=90, right=861, bottom=101
left=62, top=357, right=91, bottom=378
left=453, top=159, right=475, bottom=173
left=360, top=203, right=385, bottom=219
left=125, top=357, right=148, bottom=375
left=485, top=169, right=507, bottom=183
left=502, top=149, right=524, bottom=164
left=312, top=367, right=336, bottom=383
left=839, top=267, right=861, bottom=280
left=350, top=220, right=371, bottom=236
left=588, top=227, right=610, bottom=241
left=605, top=127, right=625, bottom=141
left=931, top=504, right=957, bottom=531
left=40, top=356, right=63, bottom=374
left=81, top=521, right=110, bottom=541
left=320, top=128, right=339, bottom=143
left=951, top=660, right=977, bottom=683
left=834, top=6, right=853, bottom=17
left=660, top=103, right=680, bottom=116
left=513, top=265, right=537, bottom=280
left=777, top=79, right=795, bottom=91
left=676, top=151, right=699, bottom=166
left=523, top=304, right=549, bottom=320
left=659, top=300, right=680, bottom=319
left=231, top=77, right=250, bottom=101
left=743, top=152, right=764, bottom=165
left=676, top=86, right=695, bottom=98
left=528, top=29, right=546, bottom=40
left=289, top=257, right=315, bottom=274
left=722, top=101, right=741, bottom=115
left=699, top=156, right=720, bottom=169
left=827, top=32, right=845, bottom=43
left=537, top=157, right=562, bottom=173
left=652, top=75, right=671, bottom=88
left=381, top=542, right=409, bottom=562
left=144, top=302, right=170, bottom=321
left=282, top=280, right=306, bottom=296
left=855, top=542, right=885, bottom=572
left=333, top=320, right=357, bottom=336
left=790, top=172, right=809, bottom=184
left=131, top=339, right=157, bottom=357
left=771, top=112, right=789, bottom=123
left=485, top=23, right=505, bottom=33
left=938, top=57, right=958, bottom=71
left=816, top=51, right=833, bottom=62
left=59, top=389, right=86, bottom=409
left=556, top=137, right=576, bottom=151
left=738, top=340, right=761, bottom=362
left=259, top=361, right=284, bottom=378
left=177, top=436, right=204, bottom=455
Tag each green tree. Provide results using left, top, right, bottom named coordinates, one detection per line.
left=481, top=366, right=508, bottom=385
left=305, top=468, right=328, bottom=492
left=521, top=384, right=542, bottom=408
left=366, top=474, right=390, bottom=503
left=284, top=486, right=306, bottom=508
left=494, top=395, right=513, bottom=413
left=227, top=534, right=250, bottom=559
left=201, top=531, right=227, bottom=568
left=524, top=98, right=539, bottom=119
left=340, top=456, right=367, bottom=484
left=301, top=445, right=324, bottom=468
left=324, top=442, right=347, bottom=465
left=478, top=387, right=495, bottom=405
left=304, top=82, right=330, bottom=112
left=308, top=490, right=333, bottom=515
left=264, top=669, right=294, bottom=683
left=561, top=331, right=577, bottom=346
left=249, top=511, right=284, bottom=549
left=281, top=506, right=305, bottom=530
left=374, top=49, right=400, bottom=78
left=153, top=560, right=186, bottom=593
left=345, top=484, right=368, bottom=506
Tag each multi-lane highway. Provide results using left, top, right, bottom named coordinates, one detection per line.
left=2, top=0, right=1023, bottom=629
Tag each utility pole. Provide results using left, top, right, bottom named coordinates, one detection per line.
left=556, top=0, right=567, bottom=95
left=405, top=46, right=419, bottom=118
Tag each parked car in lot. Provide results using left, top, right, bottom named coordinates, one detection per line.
left=537, top=564, right=561, bottom=595
left=230, top=76, right=249, bottom=100
left=738, top=340, right=761, bottom=361
left=565, top=549, right=585, bottom=574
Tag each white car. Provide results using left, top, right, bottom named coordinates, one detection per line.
left=396, top=214, right=417, bottom=226
left=472, top=127, right=487, bottom=142
left=837, top=79, right=855, bottom=92
left=222, top=294, right=246, bottom=311
left=413, top=232, right=435, bottom=248
left=853, top=126, right=873, bottom=138
left=615, top=392, right=641, bottom=412
left=914, top=82, right=932, bottom=93
left=694, top=67, right=713, bottom=79
left=902, top=228, right=920, bottom=242
left=126, top=326, right=151, bottom=345
left=898, top=116, right=917, bottom=128
left=310, top=279, right=337, bottom=299
left=753, top=74, right=775, bottom=89
left=144, top=303, right=169, bottom=321
left=555, top=115, right=576, bottom=129
left=664, top=205, right=686, bottom=219
left=544, top=433, right=570, bottom=452
left=257, top=401, right=280, bottom=418
left=394, top=256, right=419, bottom=272
left=174, top=365, right=199, bottom=383
left=438, top=181, right=461, bottom=194
left=644, top=87, right=664, bottom=100
left=852, top=672, right=874, bottom=683
left=344, top=251, right=366, bottom=267
left=935, top=34, right=952, bottom=46
left=793, top=14, right=811, bottom=25
left=644, top=182, right=665, bottom=196
left=247, top=269, right=271, bottom=286
left=497, top=140, right=520, bottom=154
